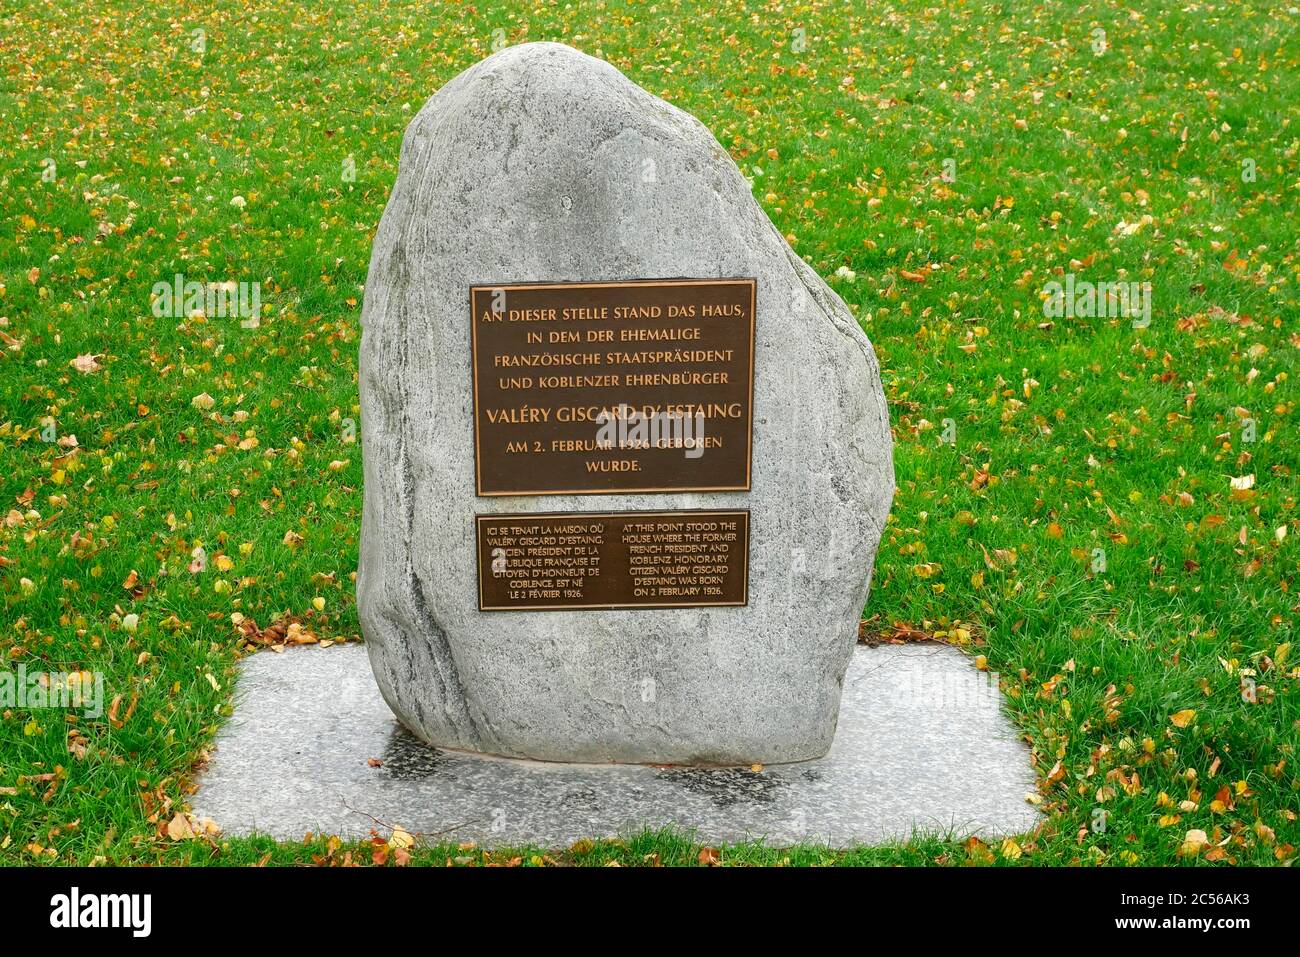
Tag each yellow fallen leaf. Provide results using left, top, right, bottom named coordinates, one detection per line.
left=167, top=813, right=197, bottom=841
left=1180, top=829, right=1209, bottom=855
left=1170, top=709, right=1196, bottom=728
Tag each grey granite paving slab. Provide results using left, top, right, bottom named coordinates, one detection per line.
left=192, top=643, right=1039, bottom=847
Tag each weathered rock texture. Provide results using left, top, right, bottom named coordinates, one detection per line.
left=358, top=42, right=893, bottom=765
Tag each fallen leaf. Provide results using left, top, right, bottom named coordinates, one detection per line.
left=71, top=354, right=102, bottom=374
left=166, top=813, right=197, bottom=841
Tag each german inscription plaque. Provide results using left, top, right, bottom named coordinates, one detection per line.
left=471, top=279, right=755, bottom=496
left=477, top=510, right=749, bottom=611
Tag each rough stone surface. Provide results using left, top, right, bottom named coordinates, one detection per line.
left=358, top=42, right=893, bottom=764
left=193, top=645, right=1039, bottom=846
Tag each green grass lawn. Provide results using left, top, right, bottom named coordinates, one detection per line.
left=1, top=0, right=1296, bottom=866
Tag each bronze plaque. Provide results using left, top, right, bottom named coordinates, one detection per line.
left=470, top=279, right=755, bottom=496
left=476, top=510, right=749, bottom=611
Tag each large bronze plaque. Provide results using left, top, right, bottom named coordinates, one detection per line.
left=470, top=279, right=755, bottom=496
left=476, top=510, right=749, bottom=611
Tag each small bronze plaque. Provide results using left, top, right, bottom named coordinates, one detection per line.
left=477, top=510, right=749, bottom=611
left=471, top=279, right=755, bottom=496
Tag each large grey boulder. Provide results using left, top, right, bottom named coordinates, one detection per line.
left=358, top=42, right=893, bottom=765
